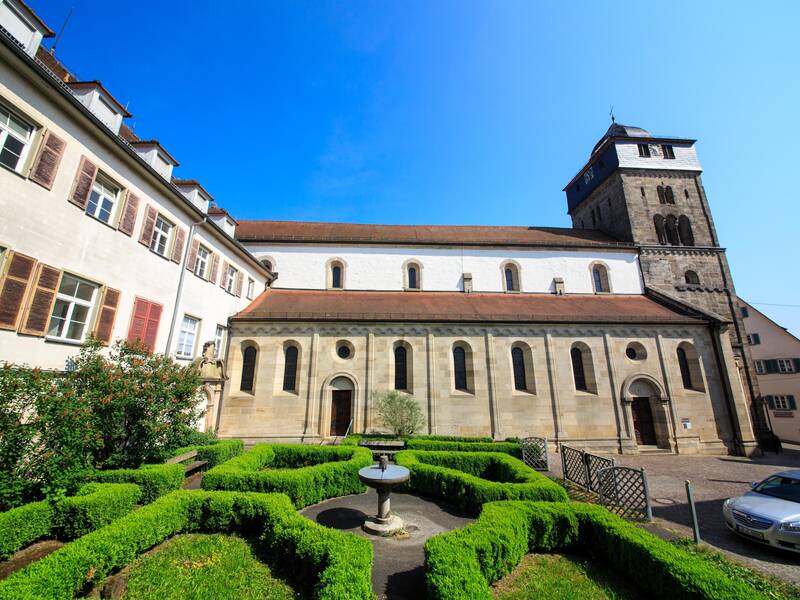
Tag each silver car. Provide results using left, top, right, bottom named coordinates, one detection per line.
left=722, top=469, right=800, bottom=553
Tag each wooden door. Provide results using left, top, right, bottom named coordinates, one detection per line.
left=330, top=390, right=352, bottom=436
left=631, top=397, right=657, bottom=445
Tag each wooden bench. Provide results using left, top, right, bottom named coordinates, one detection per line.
left=166, top=450, right=208, bottom=477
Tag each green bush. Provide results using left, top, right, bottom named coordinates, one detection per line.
left=0, top=483, right=140, bottom=560
left=395, top=450, right=567, bottom=513
left=342, top=433, right=495, bottom=447
left=424, top=501, right=767, bottom=600
left=374, top=390, right=425, bottom=436
left=405, top=439, right=522, bottom=457
left=167, top=439, right=244, bottom=467
left=0, top=490, right=373, bottom=600
left=91, top=463, right=184, bottom=503
left=202, top=444, right=372, bottom=508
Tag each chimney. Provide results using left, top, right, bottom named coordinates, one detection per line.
left=463, top=273, right=473, bottom=294
left=552, top=277, right=565, bottom=295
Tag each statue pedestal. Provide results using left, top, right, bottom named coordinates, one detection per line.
left=201, top=378, right=224, bottom=432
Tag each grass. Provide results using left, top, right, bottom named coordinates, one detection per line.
left=491, top=553, right=642, bottom=600
left=122, top=534, right=300, bottom=600
left=670, top=538, right=800, bottom=600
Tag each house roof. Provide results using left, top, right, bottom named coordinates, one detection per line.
left=235, top=221, right=632, bottom=250
left=16, top=0, right=55, bottom=37
left=66, top=81, right=132, bottom=117
left=208, top=203, right=238, bottom=225
left=233, top=289, right=704, bottom=324
left=130, top=140, right=179, bottom=166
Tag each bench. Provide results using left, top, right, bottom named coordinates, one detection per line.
left=166, top=450, right=208, bottom=477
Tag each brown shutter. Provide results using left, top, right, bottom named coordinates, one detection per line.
left=143, top=302, right=162, bottom=352
left=234, top=271, right=243, bottom=297
left=117, top=191, right=141, bottom=236
left=68, top=156, right=97, bottom=209
left=138, top=205, right=158, bottom=247
left=186, top=239, right=200, bottom=272
left=29, top=131, right=66, bottom=190
left=92, top=287, right=120, bottom=344
left=170, top=227, right=186, bottom=263
left=208, top=253, right=220, bottom=284
left=219, top=261, right=229, bottom=290
left=18, top=264, right=62, bottom=336
left=127, top=298, right=161, bottom=353
left=0, top=251, right=37, bottom=331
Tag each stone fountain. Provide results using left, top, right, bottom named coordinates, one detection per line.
left=357, top=454, right=410, bottom=536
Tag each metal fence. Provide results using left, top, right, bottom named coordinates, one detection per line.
left=559, top=444, right=615, bottom=493
left=596, top=466, right=653, bottom=521
left=521, top=437, right=549, bottom=471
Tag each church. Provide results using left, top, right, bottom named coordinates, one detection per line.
left=217, top=124, right=765, bottom=456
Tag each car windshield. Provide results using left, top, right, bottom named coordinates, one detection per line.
left=753, top=475, right=800, bottom=503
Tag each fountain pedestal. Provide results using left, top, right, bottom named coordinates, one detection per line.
left=358, top=461, right=410, bottom=536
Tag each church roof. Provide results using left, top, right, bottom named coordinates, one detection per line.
left=233, top=289, right=704, bottom=324
left=592, top=122, right=651, bottom=154
left=235, top=221, right=631, bottom=249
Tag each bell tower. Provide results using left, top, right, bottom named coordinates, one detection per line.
left=563, top=122, right=778, bottom=451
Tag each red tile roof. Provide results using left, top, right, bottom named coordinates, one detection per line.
left=233, top=289, right=703, bottom=324
left=235, top=221, right=631, bottom=249
left=207, top=203, right=238, bottom=224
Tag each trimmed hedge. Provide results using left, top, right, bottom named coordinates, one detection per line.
left=424, top=501, right=768, bottom=600
left=0, top=490, right=373, bottom=600
left=405, top=439, right=522, bottom=457
left=342, top=434, right=494, bottom=446
left=91, top=463, right=184, bottom=503
left=202, top=444, right=373, bottom=508
left=0, top=483, right=140, bottom=560
left=167, top=438, right=244, bottom=467
left=395, top=450, right=567, bottom=513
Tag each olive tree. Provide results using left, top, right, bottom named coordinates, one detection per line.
left=374, top=390, right=425, bottom=437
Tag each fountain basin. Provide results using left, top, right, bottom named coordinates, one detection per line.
left=358, top=464, right=410, bottom=536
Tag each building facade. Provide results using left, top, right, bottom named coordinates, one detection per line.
left=740, top=301, right=800, bottom=444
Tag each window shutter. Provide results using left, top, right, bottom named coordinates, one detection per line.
left=127, top=298, right=162, bottom=353
left=18, top=264, right=62, bottom=336
left=219, top=261, right=229, bottom=289
left=29, top=131, right=66, bottom=190
left=765, top=395, right=776, bottom=410
left=0, top=251, right=37, bottom=331
left=138, top=205, right=158, bottom=247
left=92, top=287, right=120, bottom=344
left=208, top=253, right=220, bottom=284
left=788, top=395, right=797, bottom=410
left=143, top=302, right=162, bottom=352
left=68, top=156, right=97, bottom=209
left=186, top=239, right=200, bottom=272
left=765, top=359, right=779, bottom=374
left=170, top=227, right=186, bottom=263
left=234, top=271, right=243, bottom=297
left=117, top=191, right=140, bottom=236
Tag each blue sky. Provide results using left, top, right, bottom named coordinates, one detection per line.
left=34, top=1, right=800, bottom=335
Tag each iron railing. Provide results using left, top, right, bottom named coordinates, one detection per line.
left=521, top=437, right=549, bottom=471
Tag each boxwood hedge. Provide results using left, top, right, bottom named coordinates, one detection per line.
left=201, top=444, right=373, bottom=508
left=405, top=439, right=522, bottom=457
left=342, top=434, right=495, bottom=446
left=0, top=482, right=140, bottom=560
left=0, top=490, right=373, bottom=600
left=395, top=450, right=567, bottom=513
left=167, top=438, right=244, bottom=467
left=90, top=463, right=184, bottom=503
left=425, top=500, right=767, bottom=600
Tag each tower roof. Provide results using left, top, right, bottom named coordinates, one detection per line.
left=592, top=122, right=651, bottom=154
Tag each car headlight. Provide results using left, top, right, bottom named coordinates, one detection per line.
left=779, top=521, right=800, bottom=532
left=723, top=498, right=733, bottom=509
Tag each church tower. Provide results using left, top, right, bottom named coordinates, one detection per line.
left=564, top=122, right=777, bottom=450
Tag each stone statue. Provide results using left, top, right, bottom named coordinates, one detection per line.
left=191, top=341, right=227, bottom=381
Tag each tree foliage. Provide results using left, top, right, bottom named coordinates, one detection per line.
left=374, top=390, right=425, bottom=436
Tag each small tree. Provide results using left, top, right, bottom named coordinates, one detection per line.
left=375, top=390, right=424, bottom=437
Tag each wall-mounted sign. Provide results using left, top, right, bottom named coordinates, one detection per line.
left=681, top=418, right=692, bottom=430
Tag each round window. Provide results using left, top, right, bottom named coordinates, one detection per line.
left=625, top=342, right=647, bottom=361
left=336, top=341, right=353, bottom=360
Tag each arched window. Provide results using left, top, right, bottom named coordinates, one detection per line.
left=332, top=265, right=342, bottom=288
left=684, top=270, right=700, bottom=285
left=665, top=186, right=675, bottom=204
left=657, top=185, right=666, bottom=204
left=502, top=262, right=520, bottom=292
left=327, top=259, right=345, bottom=289
left=511, top=346, right=527, bottom=391
left=241, top=346, right=257, bottom=393
left=571, top=347, right=586, bottom=391
left=394, top=345, right=408, bottom=390
left=591, top=263, right=610, bottom=293
left=260, top=258, right=273, bottom=271
left=677, top=347, right=692, bottom=389
left=654, top=215, right=667, bottom=244
left=570, top=343, right=597, bottom=393
left=282, top=345, right=299, bottom=392
left=453, top=346, right=467, bottom=391
left=404, top=261, right=422, bottom=290
left=666, top=215, right=680, bottom=246
left=677, top=343, right=705, bottom=391
left=678, top=215, right=694, bottom=246
left=408, top=266, right=418, bottom=289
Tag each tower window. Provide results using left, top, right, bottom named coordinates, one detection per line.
left=654, top=215, right=667, bottom=245
left=657, top=186, right=666, bottom=204
left=684, top=270, right=700, bottom=285
left=684, top=188, right=690, bottom=199
left=666, top=215, right=680, bottom=245
left=662, top=144, right=675, bottom=159
left=640, top=187, right=646, bottom=198
left=665, top=186, right=675, bottom=204
left=678, top=215, right=695, bottom=246
left=637, top=144, right=651, bottom=158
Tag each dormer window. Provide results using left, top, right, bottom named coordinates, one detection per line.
left=637, top=143, right=651, bottom=158
left=150, top=215, right=173, bottom=257
left=0, top=105, right=34, bottom=173
left=86, top=174, right=119, bottom=225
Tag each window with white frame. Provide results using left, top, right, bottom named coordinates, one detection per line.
left=194, top=245, right=210, bottom=278
left=754, top=360, right=765, bottom=374
left=176, top=315, right=200, bottom=359
left=225, top=265, right=237, bottom=293
left=47, top=274, right=99, bottom=342
left=214, top=325, right=226, bottom=358
left=778, top=359, right=796, bottom=373
left=85, top=174, right=119, bottom=224
left=246, top=278, right=254, bottom=299
left=774, top=395, right=792, bottom=410
left=0, top=104, right=34, bottom=172
left=150, top=215, right=173, bottom=257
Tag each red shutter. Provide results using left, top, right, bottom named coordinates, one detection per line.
left=219, top=261, right=229, bottom=290
left=170, top=227, right=186, bottom=263
left=186, top=239, right=200, bottom=272
left=138, top=205, right=157, bottom=247
left=208, top=253, right=220, bottom=284
left=117, top=191, right=140, bottom=236
left=0, top=251, right=37, bottom=331
left=234, top=271, right=243, bottom=297
left=68, top=156, right=97, bottom=209
left=29, top=131, right=66, bottom=190
left=143, top=302, right=162, bottom=352
left=127, top=297, right=162, bottom=353
left=18, top=264, right=62, bottom=336
left=92, top=287, right=120, bottom=344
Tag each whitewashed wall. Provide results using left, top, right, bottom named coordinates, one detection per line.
left=246, top=244, right=644, bottom=294
left=615, top=141, right=701, bottom=172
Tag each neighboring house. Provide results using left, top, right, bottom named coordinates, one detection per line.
left=740, top=300, right=800, bottom=444
left=0, top=2, right=271, bottom=430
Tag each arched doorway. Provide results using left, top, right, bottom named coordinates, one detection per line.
left=622, top=376, right=672, bottom=450
left=329, top=376, right=354, bottom=436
